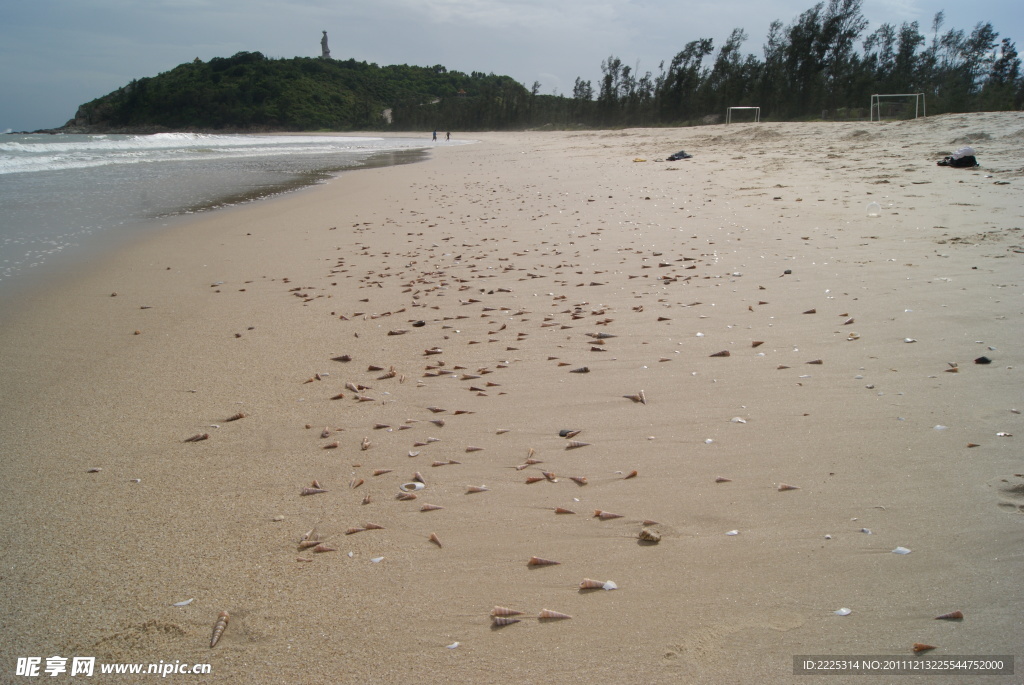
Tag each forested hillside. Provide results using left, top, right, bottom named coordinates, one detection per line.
left=65, top=0, right=1021, bottom=133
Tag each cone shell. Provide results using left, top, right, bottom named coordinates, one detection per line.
left=300, top=487, right=328, bottom=496
left=210, top=611, right=229, bottom=648
left=184, top=433, right=210, bottom=442
left=554, top=507, right=576, bottom=514
left=420, top=504, right=444, bottom=511
left=912, top=643, right=937, bottom=653
left=624, top=470, right=638, bottom=479
left=466, top=485, right=490, bottom=493
left=491, top=616, right=521, bottom=626
left=225, top=412, right=247, bottom=421
left=312, top=543, right=337, bottom=553
left=363, top=522, right=385, bottom=530
left=525, top=476, right=545, bottom=484
left=538, top=609, right=571, bottom=620
left=372, top=469, right=393, bottom=476
left=465, top=445, right=484, bottom=452
left=594, top=510, right=624, bottom=520
left=490, top=606, right=525, bottom=617
left=344, top=527, right=366, bottom=535
left=527, top=556, right=560, bottom=566
left=638, top=528, right=662, bottom=543
left=428, top=532, right=442, bottom=548
left=709, top=350, right=730, bottom=357
left=778, top=483, right=800, bottom=491
left=715, top=476, right=732, bottom=483
left=579, top=578, right=605, bottom=589
left=569, top=476, right=588, bottom=486
left=566, top=441, right=590, bottom=449
left=935, top=610, right=964, bottom=620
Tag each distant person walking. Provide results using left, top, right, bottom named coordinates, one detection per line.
left=432, top=131, right=437, bottom=142
left=446, top=132, right=451, bottom=141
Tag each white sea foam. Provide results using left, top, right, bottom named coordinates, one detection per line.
left=0, top=133, right=395, bottom=175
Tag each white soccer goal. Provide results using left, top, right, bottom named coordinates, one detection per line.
left=726, top=106, right=760, bottom=124
left=870, top=93, right=926, bottom=121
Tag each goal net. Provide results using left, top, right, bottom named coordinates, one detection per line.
left=870, top=93, right=926, bottom=121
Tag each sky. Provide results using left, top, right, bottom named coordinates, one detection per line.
left=2, top=0, right=1021, bottom=132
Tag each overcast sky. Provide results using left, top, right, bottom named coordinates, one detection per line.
left=2, top=0, right=1020, bottom=132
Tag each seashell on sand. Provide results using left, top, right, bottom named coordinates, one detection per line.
left=465, top=446, right=484, bottom=452
left=490, top=606, right=525, bottom=617
left=466, top=485, right=490, bottom=493
left=224, top=412, right=247, bottom=422
left=184, top=433, right=210, bottom=443
left=428, top=532, right=442, bottom=548
left=709, top=350, right=730, bottom=357
left=363, top=522, right=385, bottom=530
left=396, top=492, right=418, bottom=500
left=777, top=483, right=800, bottom=491
left=345, top=527, right=367, bottom=535
left=300, top=487, right=328, bottom=496
left=420, top=503, right=444, bottom=511
left=525, top=476, right=545, bottom=484
left=569, top=476, right=588, bottom=486
left=912, top=643, right=937, bottom=653
left=372, top=469, right=393, bottom=476
left=638, top=528, right=662, bottom=543
left=527, top=556, right=560, bottom=566
left=934, top=610, right=963, bottom=620
left=360, top=437, right=371, bottom=451
left=538, top=609, right=571, bottom=620
left=566, top=441, right=590, bottom=449
left=623, top=470, right=638, bottom=479
left=210, top=611, right=229, bottom=648
left=323, top=441, right=339, bottom=449
left=400, top=482, right=425, bottom=492
left=594, top=510, right=624, bottom=520
left=623, top=390, right=647, bottom=404
left=312, top=543, right=338, bottom=553
left=715, top=476, right=732, bottom=483
left=491, top=616, right=521, bottom=626
left=554, top=507, right=576, bottom=514
left=579, top=578, right=605, bottom=589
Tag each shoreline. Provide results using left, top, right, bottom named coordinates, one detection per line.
left=0, top=140, right=440, bottom=315
left=1, top=117, right=1021, bottom=683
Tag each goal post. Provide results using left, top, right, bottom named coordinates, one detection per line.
left=870, top=93, right=926, bottom=121
left=726, top=106, right=760, bottom=124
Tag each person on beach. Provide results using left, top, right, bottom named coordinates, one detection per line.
left=432, top=131, right=437, bottom=142
left=446, top=132, right=451, bottom=141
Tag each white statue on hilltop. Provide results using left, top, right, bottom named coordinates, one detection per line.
left=321, top=31, right=331, bottom=59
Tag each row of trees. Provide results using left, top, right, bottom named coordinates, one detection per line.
left=557, top=0, right=1021, bottom=127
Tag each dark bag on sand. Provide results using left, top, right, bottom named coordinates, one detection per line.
left=937, top=155, right=978, bottom=168
left=667, top=150, right=692, bottom=161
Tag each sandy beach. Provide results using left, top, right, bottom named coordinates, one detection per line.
left=1, top=113, right=1022, bottom=683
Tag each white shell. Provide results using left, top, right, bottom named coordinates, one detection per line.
left=602, top=580, right=618, bottom=591
left=725, top=529, right=739, bottom=536
left=834, top=608, right=852, bottom=616
left=892, top=546, right=912, bottom=555
left=400, top=482, right=425, bottom=492
left=171, top=598, right=194, bottom=607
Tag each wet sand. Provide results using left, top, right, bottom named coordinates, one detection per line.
left=1, top=113, right=1022, bottom=683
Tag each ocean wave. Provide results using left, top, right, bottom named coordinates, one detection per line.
left=0, top=134, right=416, bottom=175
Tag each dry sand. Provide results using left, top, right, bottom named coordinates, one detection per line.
left=1, top=112, right=1022, bottom=684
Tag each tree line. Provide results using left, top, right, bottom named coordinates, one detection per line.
left=67, top=0, right=1020, bottom=133
left=557, top=0, right=1021, bottom=127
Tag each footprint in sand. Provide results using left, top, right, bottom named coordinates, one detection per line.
left=990, top=474, right=1024, bottom=513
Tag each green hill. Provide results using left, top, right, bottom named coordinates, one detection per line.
left=65, top=52, right=533, bottom=132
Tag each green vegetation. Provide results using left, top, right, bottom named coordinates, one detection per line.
left=72, top=53, right=532, bottom=132
left=70, top=0, right=1021, bottom=132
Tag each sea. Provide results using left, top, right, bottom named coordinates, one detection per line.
left=0, top=132, right=451, bottom=293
